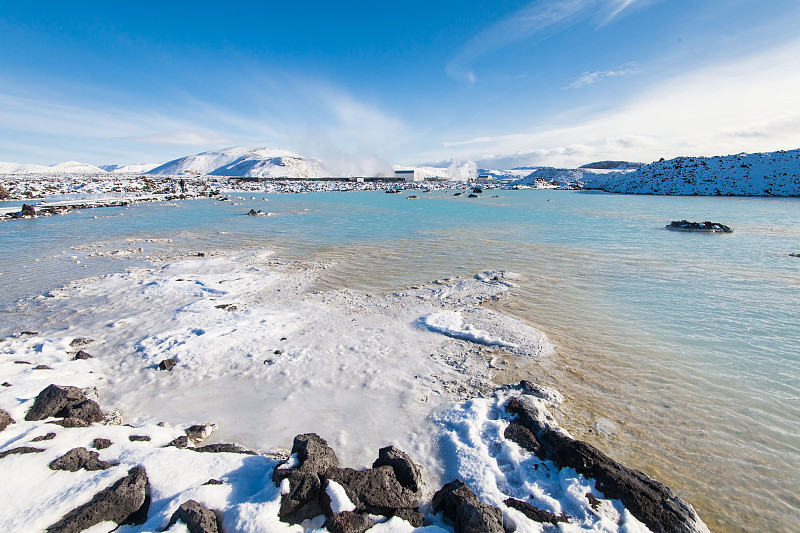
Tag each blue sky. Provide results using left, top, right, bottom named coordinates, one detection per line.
left=2, top=0, right=799, bottom=171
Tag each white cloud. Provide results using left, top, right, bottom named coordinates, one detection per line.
left=568, top=62, right=639, bottom=87
left=431, top=38, right=800, bottom=166
left=446, top=0, right=647, bottom=84
left=125, top=129, right=234, bottom=145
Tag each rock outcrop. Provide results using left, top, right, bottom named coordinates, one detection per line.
left=0, top=409, right=15, bottom=431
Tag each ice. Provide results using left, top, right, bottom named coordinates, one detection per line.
left=422, top=311, right=519, bottom=349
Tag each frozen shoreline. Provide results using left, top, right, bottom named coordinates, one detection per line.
left=0, top=251, right=709, bottom=532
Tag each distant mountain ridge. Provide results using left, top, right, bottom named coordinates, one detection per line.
left=584, top=149, right=800, bottom=196
left=147, top=146, right=327, bottom=179
left=579, top=160, right=643, bottom=170
left=0, top=160, right=106, bottom=175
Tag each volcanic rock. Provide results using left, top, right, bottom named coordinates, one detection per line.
left=372, top=445, right=423, bottom=493
left=93, top=438, right=113, bottom=450
left=324, top=511, right=374, bottom=533
left=0, top=446, right=44, bottom=459
left=25, top=384, right=103, bottom=424
left=432, top=479, right=504, bottom=533
left=192, top=443, right=257, bottom=455
left=32, top=432, right=57, bottom=442
left=73, top=350, right=93, bottom=360
left=326, top=465, right=419, bottom=516
left=164, top=499, right=223, bottom=533
left=158, top=358, right=177, bottom=371
left=504, top=497, right=569, bottom=524
left=0, top=409, right=15, bottom=431
left=505, top=394, right=706, bottom=533
left=49, top=447, right=114, bottom=472
left=46, top=466, right=150, bottom=533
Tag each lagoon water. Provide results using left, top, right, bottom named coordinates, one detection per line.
left=1, top=189, right=799, bottom=532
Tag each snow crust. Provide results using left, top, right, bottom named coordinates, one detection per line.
left=326, top=480, right=356, bottom=513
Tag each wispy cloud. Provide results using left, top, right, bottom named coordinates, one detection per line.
left=125, top=129, right=234, bottom=145
left=443, top=136, right=493, bottom=148
left=446, top=0, right=648, bottom=84
left=568, top=62, right=639, bottom=87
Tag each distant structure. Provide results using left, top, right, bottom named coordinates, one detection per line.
left=475, top=174, right=496, bottom=182
left=183, top=169, right=201, bottom=176
left=395, top=169, right=421, bottom=182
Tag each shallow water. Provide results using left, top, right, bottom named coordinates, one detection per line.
left=1, top=189, right=799, bottom=532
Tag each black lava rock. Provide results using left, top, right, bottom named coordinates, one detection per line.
left=164, top=499, right=223, bottom=533
left=432, top=479, right=504, bottom=533
left=46, top=466, right=150, bottom=533
left=49, top=447, right=114, bottom=472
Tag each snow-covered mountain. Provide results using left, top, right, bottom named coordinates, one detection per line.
left=579, top=161, right=643, bottom=170
left=0, top=161, right=107, bottom=175
left=584, top=149, right=800, bottom=196
left=99, top=163, right=160, bottom=174
left=147, top=147, right=327, bottom=179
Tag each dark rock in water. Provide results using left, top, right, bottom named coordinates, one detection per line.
left=789, top=252, right=800, bottom=258
left=34, top=364, right=53, bottom=370
left=166, top=436, right=190, bottom=448
left=326, top=465, right=419, bottom=516
left=21, top=204, right=37, bottom=217
left=93, top=438, right=112, bottom=450
left=324, top=511, right=374, bottom=533
left=503, top=420, right=543, bottom=458
left=505, top=395, right=705, bottom=533
left=129, top=435, right=151, bottom=442
left=273, top=433, right=340, bottom=524
left=73, top=350, right=93, bottom=360
left=467, top=193, right=478, bottom=198
left=372, top=445, right=423, bottom=493
left=192, top=443, right=257, bottom=455
left=26, top=384, right=102, bottom=424
left=46, top=466, right=150, bottom=533
left=33, top=432, right=57, bottom=442
left=432, top=479, right=504, bottom=533
left=666, top=219, right=733, bottom=233
left=0, top=446, right=45, bottom=459
left=0, top=409, right=15, bottom=431
left=406, top=195, right=418, bottom=199
left=392, top=508, right=425, bottom=527
left=453, top=192, right=462, bottom=196
left=49, top=417, right=91, bottom=428
left=164, top=499, right=223, bottom=533
left=49, top=447, right=114, bottom=472
left=158, top=358, right=177, bottom=371
left=504, top=497, right=569, bottom=524
left=472, top=187, right=483, bottom=193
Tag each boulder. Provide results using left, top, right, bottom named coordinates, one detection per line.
left=34, top=364, right=53, bottom=370
left=73, top=350, right=93, bottom=360
left=93, top=438, right=112, bottom=450
left=49, top=447, right=114, bottom=472
left=0, top=446, right=44, bottom=459
left=505, top=395, right=707, bottom=533
left=372, top=446, right=422, bottom=493
left=504, top=498, right=569, bottom=524
left=46, top=466, right=150, bottom=533
left=0, top=409, right=15, bottom=432
left=2, top=382, right=11, bottom=387
left=192, top=443, right=257, bottom=455
left=273, top=433, right=340, bottom=524
left=186, top=423, right=218, bottom=444
left=431, top=479, right=504, bottom=533
left=129, top=435, right=151, bottom=442
left=21, top=204, right=36, bottom=217
left=326, top=465, right=419, bottom=516
left=164, top=499, right=223, bottom=533
left=324, top=511, right=374, bottom=533
left=166, top=436, right=190, bottom=448
left=32, top=432, right=57, bottom=442
left=49, top=417, right=91, bottom=428
left=158, top=358, right=177, bottom=371
left=25, top=384, right=102, bottom=424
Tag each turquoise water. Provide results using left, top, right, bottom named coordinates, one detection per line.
left=1, top=190, right=799, bottom=532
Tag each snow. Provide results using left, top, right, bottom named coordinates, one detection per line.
left=0, top=250, right=700, bottom=532
left=583, top=149, right=800, bottom=196
left=326, top=480, right=356, bottom=513
left=147, top=146, right=327, bottom=179
left=99, top=164, right=161, bottom=174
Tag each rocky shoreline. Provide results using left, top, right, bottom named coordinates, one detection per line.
left=1, top=357, right=709, bottom=533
